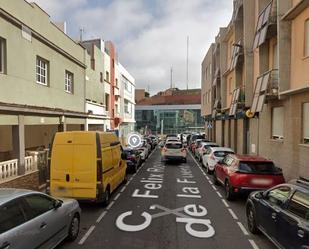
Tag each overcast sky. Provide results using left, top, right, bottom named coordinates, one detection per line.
left=30, top=0, right=233, bottom=94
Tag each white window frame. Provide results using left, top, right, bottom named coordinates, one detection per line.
left=65, top=70, right=74, bottom=94
left=303, top=102, right=309, bottom=144
left=124, top=99, right=130, bottom=114
left=36, top=56, right=48, bottom=86
left=0, top=37, right=6, bottom=74
left=271, top=106, right=284, bottom=140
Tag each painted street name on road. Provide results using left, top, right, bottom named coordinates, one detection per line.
left=116, top=161, right=215, bottom=238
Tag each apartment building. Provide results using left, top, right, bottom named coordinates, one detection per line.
left=118, top=63, right=135, bottom=145
left=201, top=0, right=309, bottom=180
left=0, top=0, right=87, bottom=188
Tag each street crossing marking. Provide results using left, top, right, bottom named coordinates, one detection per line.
left=249, top=239, right=260, bottom=249
left=237, top=222, right=249, bottom=236
left=96, top=211, right=107, bottom=223
left=78, top=225, right=96, bottom=245
left=228, top=208, right=238, bottom=220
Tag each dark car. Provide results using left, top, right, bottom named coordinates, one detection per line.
left=189, top=134, right=205, bottom=150
left=124, top=148, right=142, bottom=173
left=213, top=154, right=285, bottom=200
left=246, top=178, right=309, bottom=249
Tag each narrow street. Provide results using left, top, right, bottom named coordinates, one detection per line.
left=59, top=148, right=276, bottom=249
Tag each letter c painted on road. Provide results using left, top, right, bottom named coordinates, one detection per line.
left=116, top=211, right=152, bottom=232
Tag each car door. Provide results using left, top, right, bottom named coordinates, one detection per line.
left=256, top=186, right=291, bottom=243
left=0, top=198, right=33, bottom=249
left=22, top=194, right=68, bottom=249
left=278, top=190, right=309, bottom=249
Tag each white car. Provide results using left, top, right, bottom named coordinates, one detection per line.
left=195, top=142, right=218, bottom=161
left=202, top=147, right=235, bottom=173
left=141, top=139, right=151, bottom=152
left=138, top=147, right=148, bottom=161
left=161, top=141, right=187, bottom=163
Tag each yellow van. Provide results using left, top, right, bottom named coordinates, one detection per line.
left=48, top=131, right=127, bottom=205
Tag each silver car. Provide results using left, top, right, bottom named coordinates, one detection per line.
left=0, top=188, right=81, bottom=249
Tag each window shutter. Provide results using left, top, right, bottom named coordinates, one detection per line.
left=272, top=107, right=284, bottom=138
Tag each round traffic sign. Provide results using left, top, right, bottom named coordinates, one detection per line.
left=127, top=132, right=142, bottom=148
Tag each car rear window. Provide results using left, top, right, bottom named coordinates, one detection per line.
left=166, top=143, right=182, bottom=149
left=214, top=151, right=234, bottom=157
left=238, top=161, right=280, bottom=174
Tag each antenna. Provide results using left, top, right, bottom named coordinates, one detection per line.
left=79, top=28, right=84, bottom=41
left=170, top=66, right=173, bottom=89
left=186, top=36, right=189, bottom=90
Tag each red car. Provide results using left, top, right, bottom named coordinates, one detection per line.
left=213, top=154, right=285, bottom=200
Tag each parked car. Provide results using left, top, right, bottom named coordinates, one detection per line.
left=213, top=154, right=285, bottom=200
left=191, top=139, right=209, bottom=154
left=161, top=141, right=187, bottom=163
left=166, top=137, right=180, bottom=143
left=0, top=188, right=81, bottom=249
left=202, top=147, right=234, bottom=174
left=138, top=147, right=148, bottom=161
left=124, top=147, right=142, bottom=173
left=49, top=131, right=127, bottom=205
left=148, top=135, right=158, bottom=146
left=141, top=139, right=152, bottom=152
left=195, top=142, right=218, bottom=161
left=189, top=134, right=205, bottom=149
left=246, top=178, right=309, bottom=249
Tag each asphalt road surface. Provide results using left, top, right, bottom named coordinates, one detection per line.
left=58, top=148, right=276, bottom=249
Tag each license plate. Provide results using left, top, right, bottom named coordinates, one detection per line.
left=251, top=178, right=272, bottom=185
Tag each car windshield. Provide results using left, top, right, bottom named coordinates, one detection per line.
left=166, top=143, right=182, bottom=149
left=214, top=151, right=234, bottom=157
left=239, top=162, right=280, bottom=174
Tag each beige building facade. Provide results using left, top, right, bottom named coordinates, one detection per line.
left=201, top=0, right=309, bottom=180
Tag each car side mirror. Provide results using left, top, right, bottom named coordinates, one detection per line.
left=54, top=200, right=63, bottom=209
left=121, top=152, right=127, bottom=160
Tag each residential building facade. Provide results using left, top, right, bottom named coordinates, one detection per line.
left=201, top=0, right=309, bottom=180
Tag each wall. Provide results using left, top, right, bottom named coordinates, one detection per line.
left=0, top=171, right=40, bottom=190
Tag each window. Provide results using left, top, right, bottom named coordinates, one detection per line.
left=0, top=37, right=6, bottom=74
left=23, top=194, right=54, bottom=219
left=124, top=99, right=129, bottom=113
left=272, top=107, right=284, bottom=139
left=253, top=2, right=272, bottom=49
left=105, top=71, right=109, bottom=82
left=105, top=93, right=110, bottom=111
left=303, top=102, right=309, bottom=144
left=36, top=56, right=49, bottom=85
left=266, top=186, right=291, bottom=206
left=287, top=191, right=309, bottom=220
left=0, top=199, right=26, bottom=234
left=65, top=70, right=73, bottom=93
left=229, top=88, right=241, bottom=116
left=100, top=72, right=103, bottom=83
left=251, top=71, right=271, bottom=113
left=305, top=19, right=309, bottom=57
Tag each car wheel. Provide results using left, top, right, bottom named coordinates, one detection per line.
left=225, top=181, right=234, bottom=201
left=67, top=213, right=80, bottom=241
left=103, top=187, right=110, bottom=206
left=247, top=205, right=259, bottom=234
left=213, top=171, right=219, bottom=185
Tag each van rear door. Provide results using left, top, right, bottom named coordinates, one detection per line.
left=72, top=133, right=97, bottom=199
left=50, top=133, right=73, bottom=197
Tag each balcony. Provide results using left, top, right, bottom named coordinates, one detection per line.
left=212, top=68, right=220, bottom=87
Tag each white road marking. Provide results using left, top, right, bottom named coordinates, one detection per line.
left=249, top=239, right=260, bottom=249
left=237, top=222, right=249, bottom=236
left=206, top=176, right=209, bottom=180
left=106, top=201, right=115, bottom=210
left=216, top=191, right=223, bottom=198
left=78, top=225, right=96, bottom=245
left=212, top=186, right=217, bottom=191
left=208, top=181, right=213, bottom=185
left=228, top=208, right=238, bottom=220
left=114, top=193, right=121, bottom=201
left=222, top=199, right=230, bottom=208
left=96, top=211, right=107, bottom=223
left=120, top=186, right=126, bottom=192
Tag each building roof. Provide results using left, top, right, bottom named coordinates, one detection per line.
left=137, top=88, right=201, bottom=106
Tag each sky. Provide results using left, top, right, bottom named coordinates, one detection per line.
left=29, top=0, right=233, bottom=95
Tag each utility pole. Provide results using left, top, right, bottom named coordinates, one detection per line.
left=186, top=36, right=189, bottom=90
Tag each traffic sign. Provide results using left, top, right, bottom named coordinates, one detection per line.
left=127, top=132, right=142, bottom=148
